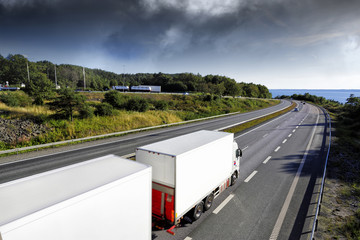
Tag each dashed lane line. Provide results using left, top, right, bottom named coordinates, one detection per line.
left=263, top=156, right=272, bottom=164
left=244, top=171, right=258, bottom=183
left=213, top=194, right=235, bottom=214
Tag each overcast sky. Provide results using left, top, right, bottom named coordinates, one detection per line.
left=1, top=0, right=359, bottom=89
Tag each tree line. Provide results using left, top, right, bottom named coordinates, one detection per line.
left=0, top=54, right=272, bottom=100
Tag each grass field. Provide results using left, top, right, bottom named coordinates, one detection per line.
left=0, top=92, right=279, bottom=150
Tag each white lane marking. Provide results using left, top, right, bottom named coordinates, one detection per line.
left=213, top=194, right=235, bottom=214
left=184, top=237, right=192, bottom=240
left=263, top=133, right=269, bottom=138
left=288, top=134, right=292, bottom=137
left=242, top=146, right=249, bottom=151
left=269, top=107, right=320, bottom=240
left=274, top=146, right=281, bottom=152
left=296, top=126, right=299, bottom=129
left=282, top=139, right=287, bottom=144
left=244, top=171, right=258, bottom=183
left=263, top=156, right=271, bottom=164
left=276, top=125, right=280, bottom=129
left=292, top=129, right=296, bottom=133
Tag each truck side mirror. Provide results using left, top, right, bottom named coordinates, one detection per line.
left=236, top=149, right=242, bottom=158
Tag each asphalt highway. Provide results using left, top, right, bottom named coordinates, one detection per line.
left=0, top=100, right=290, bottom=183
left=0, top=100, right=329, bottom=240
left=160, top=102, right=328, bottom=240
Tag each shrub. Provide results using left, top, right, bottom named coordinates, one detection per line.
left=154, top=100, right=168, bottom=110
left=104, top=91, right=128, bottom=109
left=79, top=104, right=94, bottom=118
left=0, top=91, right=32, bottom=107
left=126, top=98, right=149, bottom=112
left=95, top=103, right=114, bottom=116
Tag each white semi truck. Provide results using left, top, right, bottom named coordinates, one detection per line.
left=0, top=155, right=152, bottom=240
left=136, top=130, right=242, bottom=225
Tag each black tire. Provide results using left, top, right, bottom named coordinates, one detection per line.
left=192, top=202, right=204, bottom=221
left=231, top=172, right=238, bottom=186
left=204, top=193, right=214, bottom=211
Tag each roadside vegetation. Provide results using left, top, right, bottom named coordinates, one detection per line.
left=279, top=93, right=360, bottom=239
left=0, top=90, right=278, bottom=151
left=0, top=54, right=271, bottom=98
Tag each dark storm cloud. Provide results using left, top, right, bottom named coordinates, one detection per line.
left=1, top=0, right=360, bottom=60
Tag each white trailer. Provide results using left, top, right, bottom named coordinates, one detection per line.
left=0, top=155, right=152, bottom=240
left=139, top=85, right=161, bottom=93
left=136, top=130, right=241, bottom=225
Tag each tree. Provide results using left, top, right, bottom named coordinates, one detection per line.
left=104, top=90, right=128, bottom=109
left=25, top=72, right=55, bottom=105
left=49, top=88, right=86, bottom=121
left=5, top=54, right=29, bottom=85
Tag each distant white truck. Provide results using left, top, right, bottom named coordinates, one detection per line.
left=0, top=155, right=152, bottom=240
left=136, top=130, right=242, bottom=226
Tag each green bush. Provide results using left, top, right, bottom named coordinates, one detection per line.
left=104, top=91, right=128, bottom=109
left=154, top=100, right=168, bottom=110
left=0, top=91, right=32, bottom=107
left=126, top=98, right=149, bottom=112
left=79, top=104, right=94, bottom=119
left=95, top=103, right=114, bottom=116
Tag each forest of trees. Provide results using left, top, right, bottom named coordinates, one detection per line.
left=0, top=54, right=272, bottom=99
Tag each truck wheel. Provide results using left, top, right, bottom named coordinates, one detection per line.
left=192, top=202, right=204, bottom=220
left=204, top=193, right=214, bottom=211
left=231, top=172, right=238, bottom=186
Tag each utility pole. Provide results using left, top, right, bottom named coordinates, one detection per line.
left=54, top=65, right=57, bottom=89
left=83, top=67, right=86, bottom=91
left=123, top=65, right=125, bottom=93
left=26, top=61, right=30, bottom=82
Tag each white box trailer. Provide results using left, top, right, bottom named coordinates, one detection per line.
left=0, top=155, right=152, bottom=240
left=136, top=130, right=241, bottom=225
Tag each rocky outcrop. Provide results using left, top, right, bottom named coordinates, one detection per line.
left=0, top=118, right=49, bottom=144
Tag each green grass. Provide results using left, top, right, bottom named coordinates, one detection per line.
left=316, top=102, right=360, bottom=240
left=0, top=93, right=279, bottom=151
left=223, top=102, right=296, bottom=133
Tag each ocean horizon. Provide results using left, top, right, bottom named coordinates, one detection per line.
left=269, top=89, right=360, bottom=104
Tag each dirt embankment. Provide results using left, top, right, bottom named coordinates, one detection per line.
left=0, top=118, right=48, bottom=145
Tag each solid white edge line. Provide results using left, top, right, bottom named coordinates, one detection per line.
left=263, top=156, right=272, bottom=164
left=213, top=194, right=235, bottom=214
left=269, top=107, right=320, bottom=240
left=274, top=146, right=281, bottom=152
left=244, top=171, right=258, bottom=183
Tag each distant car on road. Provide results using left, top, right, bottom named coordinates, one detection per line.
left=294, top=107, right=299, bottom=112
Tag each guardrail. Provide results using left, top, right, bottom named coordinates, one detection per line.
left=310, top=108, right=332, bottom=239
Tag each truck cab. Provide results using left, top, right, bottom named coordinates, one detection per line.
left=231, top=141, right=242, bottom=185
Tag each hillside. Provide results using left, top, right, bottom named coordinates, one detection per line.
left=0, top=54, right=271, bottom=98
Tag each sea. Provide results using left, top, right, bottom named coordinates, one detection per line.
left=269, top=89, right=360, bottom=104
